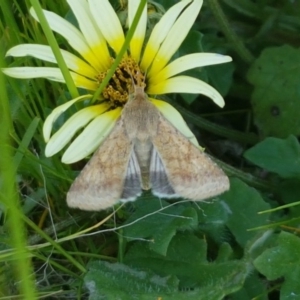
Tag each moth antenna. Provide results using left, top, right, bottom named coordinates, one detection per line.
left=126, top=68, right=135, bottom=94
left=135, top=70, right=147, bottom=95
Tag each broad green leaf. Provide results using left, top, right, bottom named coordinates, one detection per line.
left=247, top=45, right=300, bottom=137
left=254, top=231, right=300, bottom=300
left=178, top=30, right=233, bottom=104
left=279, top=179, right=300, bottom=204
left=179, top=30, right=206, bottom=104
left=195, top=198, right=230, bottom=245
left=180, top=30, right=204, bottom=55
left=123, top=199, right=198, bottom=256
left=84, top=260, right=179, bottom=300
left=230, top=272, right=268, bottom=300
left=85, top=257, right=247, bottom=300
left=205, top=62, right=234, bottom=97
left=124, top=232, right=249, bottom=297
left=244, top=135, right=300, bottom=179
left=222, top=178, right=270, bottom=247
left=278, top=180, right=300, bottom=223
left=125, top=233, right=208, bottom=288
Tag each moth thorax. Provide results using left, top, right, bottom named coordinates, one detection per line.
left=123, top=99, right=159, bottom=140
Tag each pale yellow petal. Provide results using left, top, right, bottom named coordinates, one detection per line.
left=128, top=0, right=147, bottom=62
left=149, top=53, right=232, bottom=85
left=148, top=0, right=203, bottom=76
left=150, top=98, right=199, bottom=146
left=88, top=0, right=125, bottom=54
left=141, top=0, right=191, bottom=71
left=6, top=44, right=98, bottom=79
left=3, top=66, right=98, bottom=90
left=45, top=103, right=110, bottom=157
left=29, top=7, right=101, bottom=69
left=73, top=73, right=98, bottom=90
left=62, top=108, right=122, bottom=164
left=2, top=67, right=63, bottom=80
left=43, top=95, right=93, bottom=142
left=67, top=0, right=111, bottom=70
left=148, top=75, right=225, bottom=107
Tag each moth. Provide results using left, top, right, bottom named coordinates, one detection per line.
left=67, top=85, right=229, bottom=211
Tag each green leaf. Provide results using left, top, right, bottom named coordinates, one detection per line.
left=85, top=256, right=248, bottom=300
left=125, top=233, right=208, bottom=288
left=124, top=232, right=249, bottom=297
left=123, top=198, right=198, bottom=256
left=279, top=179, right=300, bottom=204
left=205, top=62, right=234, bottom=96
left=195, top=198, right=230, bottom=245
left=230, top=272, right=268, bottom=300
left=178, top=30, right=233, bottom=104
left=244, top=135, right=300, bottom=179
left=180, top=30, right=204, bottom=55
left=84, top=261, right=178, bottom=300
left=222, top=178, right=270, bottom=247
left=254, top=231, right=300, bottom=300
left=178, top=30, right=206, bottom=105
left=247, top=45, right=300, bottom=137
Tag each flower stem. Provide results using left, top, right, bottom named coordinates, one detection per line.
left=208, top=0, right=255, bottom=64
left=215, top=157, right=277, bottom=192
left=174, top=104, right=259, bottom=145
left=29, top=0, right=80, bottom=99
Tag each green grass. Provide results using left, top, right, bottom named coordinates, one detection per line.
left=1, top=0, right=300, bottom=299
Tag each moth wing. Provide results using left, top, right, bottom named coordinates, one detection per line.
left=149, top=148, right=177, bottom=198
left=67, top=120, right=142, bottom=211
left=151, top=116, right=229, bottom=201
left=120, top=149, right=142, bottom=201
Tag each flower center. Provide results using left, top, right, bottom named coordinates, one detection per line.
left=96, top=57, right=146, bottom=108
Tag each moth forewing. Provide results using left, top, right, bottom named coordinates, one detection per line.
left=151, top=113, right=229, bottom=200
left=66, top=120, right=134, bottom=211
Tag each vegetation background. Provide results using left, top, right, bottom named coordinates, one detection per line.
left=1, top=0, right=300, bottom=299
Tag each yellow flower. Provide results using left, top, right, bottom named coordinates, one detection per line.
left=3, top=0, right=232, bottom=164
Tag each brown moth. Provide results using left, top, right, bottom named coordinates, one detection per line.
left=67, top=85, right=230, bottom=211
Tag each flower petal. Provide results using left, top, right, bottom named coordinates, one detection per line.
left=148, top=75, right=225, bottom=107
left=2, top=66, right=64, bottom=80
left=2, top=67, right=98, bottom=90
left=6, top=44, right=98, bottom=79
left=89, top=0, right=125, bottom=54
left=43, top=94, right=93, bottom=142
left=150, top=98, right=199, bottom=146
left=45, top=103, right=110, bottom=157
left=128, top=0, right=147, bottom=62
left=29, top=7, right=101, bottom=70
left=149, top=53, right=232, bottom=85
left=66, top=0, right=111, bottom=70
left=148, top=0, right=203, bottom=76
left=141, top=0, right=191, bottom=71
left=62, top=108, right=122, bottom=164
